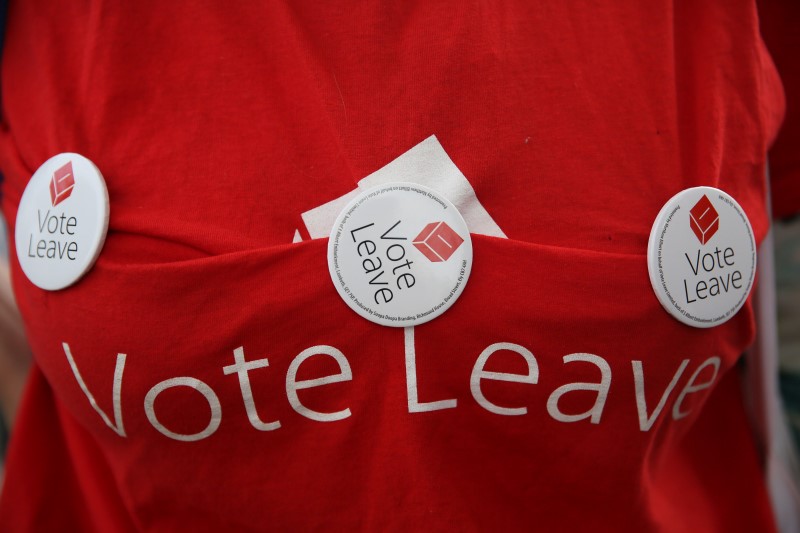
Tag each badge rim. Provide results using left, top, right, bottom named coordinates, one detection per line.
left=15, top=152, right=110, bottom=291
left=646, top=185, right=756, bottom=328
left=327, top=181, right=473, bottom=327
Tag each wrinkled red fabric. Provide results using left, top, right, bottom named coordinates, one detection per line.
left=0, top=2, right=786, bottom=531
left=760, top=0, right=800, bottom=219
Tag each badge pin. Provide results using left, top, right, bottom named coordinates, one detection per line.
left=647, top=186, right=756, bottom=328
left=15, top=153, right=110, bottom=291
left=327, top=183, right=472, bottom=327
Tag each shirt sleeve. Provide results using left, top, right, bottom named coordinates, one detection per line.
left=760, top=0, right=800, bottom=220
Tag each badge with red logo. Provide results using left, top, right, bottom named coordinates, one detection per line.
left=328, top=183, right=472, bottom=327
left=15, top=153, right=110, bottom=291
left=647, top=186, right=755, bottom=328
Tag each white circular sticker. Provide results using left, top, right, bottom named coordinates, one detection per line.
left=328, top=182, right=472, bottom=327
left=15, top=153, right=110, bottom=291
left=647, top=186, right=756, bottom=328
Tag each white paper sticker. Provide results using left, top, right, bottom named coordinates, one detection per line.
left=15, top=153, right=110, bottom=291
left=647, top=186, right=756, bottom=328
left=300, top=136, right=506, bottom=241
left=328, top=183, right=472, bottom=327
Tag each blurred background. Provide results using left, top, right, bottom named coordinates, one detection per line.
left=0, top=214, right=31, bottom=483
left=776, top=218, right=800, bottom=444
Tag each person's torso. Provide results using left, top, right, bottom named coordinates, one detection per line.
left=0, top=2, right=784, bottom=531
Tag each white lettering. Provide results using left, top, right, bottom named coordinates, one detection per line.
left=405, top=326, right=457, bottom=413
left=672, top=357, right=721, bottom=420
left=470, top=342, right=538, bottom=416
left=144, top=377, right=222, bottom=442
left=63, top=342, right=126, bottom=437
left=286, top=345, right=352, bottom=422
left=632, top=359, right=689, bottom=432
left=546, top=353, right=611, bottom=424
left=223, top=347, right=280, bottom=431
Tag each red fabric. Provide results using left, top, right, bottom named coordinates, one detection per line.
left=1, top=366, right=136, bottom=532
left=760, top=0, right=800, bottom=219
left=0, top=2, right=783, bottom=531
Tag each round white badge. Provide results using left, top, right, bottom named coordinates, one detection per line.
left=15, top=153, right=110, bottom=291
left=328, top=182, right=473, bottom=327
left=647, top=186, right=756, bottom=328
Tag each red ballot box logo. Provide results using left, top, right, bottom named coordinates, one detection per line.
left=413, top=221, right=464, bottom=262
left=49, top=161, right=76, bottom=207
left=689, top=194, right=719, bottom=245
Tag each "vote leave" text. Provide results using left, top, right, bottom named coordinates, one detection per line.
left=27, top=209, right=78, bottom=261
left=682, top=246, right=742, bottom=303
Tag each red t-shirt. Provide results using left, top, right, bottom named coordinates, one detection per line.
left=759, top=0, right=800, bottom=219
left=0, top=2, right=787, bottom=531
